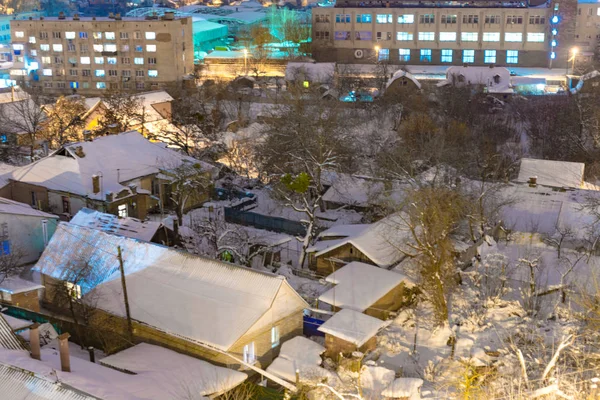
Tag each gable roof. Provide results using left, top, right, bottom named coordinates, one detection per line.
left=4, top=131, right=213, bottom=200
left=317, top=309, right=386, bottom=347
left=314, top=213, right=411, bottom=268
left=70, top=208, right=163, bottom=242
left=322, top=174, right=407, bottom=209
left=35, top=223, right=307, bottom=351
left=0, top=315, right=26, bottom=351
left=517, top=158, right=586, bottom=189
left=81, top=91, right=174, bottom=124
left=0, top=197, right=58, bottom=219
left=285, top=62, right=335, bottom=83
left=318, top=261, right=413, bottom=312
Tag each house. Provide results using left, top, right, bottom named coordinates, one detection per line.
left=0, top=197, right=58, bottom=265
left=385, top=69, right=422, bottom=96
left=307, top=213, right=411, bottom=275
left=0, top=89, right=46, bottom=160
left=285, top=62, right=336, bottom=89
left=70, top=207, right=175, bottom=246
left=515, top=158, right=599, bottom=190
left=437, top=66, right=512, bottom=93
left=317, top=308, right=386, bottom=358
left=0, top=131, right=216, bottom=220
left=35, top=222, right=308, bottom=369
left=0, top=276, right=44, bottom=312
left=318, top=261, right=415, bottom=320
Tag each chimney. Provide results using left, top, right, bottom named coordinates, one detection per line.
left=92, top=175, right=100, bottom=194
left=528, top=176, right=537, bottom=187
left=108, top=12, right=115, bottom=19
left=105, top=191, right=113, bottom=202
left=58, top=11, right=65, bottom=19
left=58, top=333, right=71, bottom=372
left=29, top=323, right=41, bottom=360
left=115, top=13, right=121, bottom=20
left=73, top=13, right=80, bottom=20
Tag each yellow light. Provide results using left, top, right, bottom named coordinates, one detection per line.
left=374, top=45, right=380, bottom=52
left=243, top=49, right=248, bottom=55
left=572, top=47, right=579, bottom=55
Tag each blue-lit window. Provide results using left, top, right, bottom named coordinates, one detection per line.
left=484, top=50, right=496, bottom=63
left=79, top=32, right=88, bottom=39
left=96, top=82, right=106, bottom=89
left=507, top=50, right=518, bottom=64
left=376, top=14, right=392, bottom=23
left=441, top=49, right=453, bottom=63
left=378, top=49, right=390, bottom=61
left=70, top=82, right=79, bottom=89
left=135, top=45, right=143, bottom=52
left=1, top=240, right=11, bottom=255
left=0, top=135, right=7, bottom=143
left=420, top=49, right=432, bottom=62
left=399, top=48, right=410, bottom=62
left=356, top=14, right=372, bottom=23
left=398, top=14, right=414, bottom=23
left=463, top=50, right=475, bottom=63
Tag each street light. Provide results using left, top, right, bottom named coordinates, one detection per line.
left=374, top=45, right=380, bottom=62
left=243, top=48, right=248, bottom=75
left=570, top=47, right=578, bottom=75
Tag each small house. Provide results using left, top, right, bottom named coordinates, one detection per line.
left=318, top=309, right=386, bottom=358
left=35, top=222, right=308, bottom=369
left=437, top=66, right=512, bottom=94
left=285, top=62, right=336, bottom=89
left=384, top=70, right=422, bottom=97
left=0, top=276, right=43, bottom=312
left=318, top=261, right=415, bottom=320
left=516, top=158, right=598, bottom=190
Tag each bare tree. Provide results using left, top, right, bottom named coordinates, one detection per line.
left=41, top=96, right=87, bottom=148
left=0, top=89, right=47, bottom=159
left=98, top=89, right=143, bottom=134
left=0, top=246, right=25, bottom=285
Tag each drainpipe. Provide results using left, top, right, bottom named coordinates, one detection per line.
left=41, top=219, right=48, bottom=248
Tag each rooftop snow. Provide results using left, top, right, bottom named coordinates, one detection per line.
left=517, top=158, right=585, bottom=189
left=265, top=336, right=326, bottom=383
left=318, top=309, right=386, bottom=347
left=285, top=62, right=335, bottom=83
left=386, top=69, right=422, bottom=90
left=322, top=174, right=407, bottom=208
left=0, top=315, right=26, bottom=351
left=35, top=223, right=307, bottom=351
left=82, top=91, right=173, bottom=124
left=381, top=377, right=424, bottom=399
left=0, top=314, right=33, bottom=331
left=70, top=208, right=162, bottom=242
left=437, top=66, right=512, bottom=93
left=318, top=261, right=412, bottom=312
left=0, top=197, right=58, bottom=219
left=317, top=224, right=370, bottom=239
left=100, top=343, right=246, bottom=396
left=0, top=276, right=43, bottom=295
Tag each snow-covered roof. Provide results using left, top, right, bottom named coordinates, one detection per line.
left=437, top=66, right=512, bottom=93
left=35, top=223, right=307, bottom=351
left=5, top=131, right=213, bottom=201
left=0, top=276, right=43, bottom=295
left=381, top=377, right=424, bottom=399
left=314, top=213, right=411, bottom=268
left=70, top=208, right=163, bottom=242
left=100, top=343, right=246, bottom=395
left=322, top=174, right=407, bottom=209
left=318, top=309, right=386, bottom=347
left=318, top=261, right=412, bottom=312
left=265, top=336, right=327, bottom=383
left=517, top=158, right=585, bottom=189
left=318, top=224, right=370, bottom=239
left=82, top=91, right=173, bottom=124
left=0, top=315, right=26, bottom=351
left=0, top=314, right=33, bottom=331
left=285, top=62, right=335, bottom=83
left=0, top=197, right=58, bottom=219
left=385, top=69, right=422, bottom=90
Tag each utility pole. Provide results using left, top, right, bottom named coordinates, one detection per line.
left=117, top=246, right=133, bottom=341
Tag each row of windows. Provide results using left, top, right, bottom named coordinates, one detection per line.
left=377, top=48, right=518, bottom=64
left=18, top=43, right=157, bottom=53
left=42, top=81, right=152, bottom=90
left=16, top=31, right=156, bottom=40
left=37, top=56, right=157, bottom=65
left=330, top=31, right=545, bottom=42
left=333, top=13, right=545, bottom=25
left=577, top=7, right=600, bottom=16
left=39, top=68, right=158, bottom=77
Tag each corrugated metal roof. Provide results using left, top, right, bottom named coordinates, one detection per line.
left=36, top=223, right=307, bottom=351
left=0, top=362, right=98, bottom=400
left=0, top=315, right=26, bottom=351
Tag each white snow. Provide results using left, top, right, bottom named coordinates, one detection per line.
left=322, top=173, right=407, bottom=209
left=100, top=343, right=247, bottom=396
left=318, top=261, right=413, bottom=313
left=285, top=62, right=335, bottom=84
left=0, top=314, right=33, bottom=331
left=437, top=66, right=512, bottom=93
left=318, top=309, right=387, bottom=347
left=318, top=224, right=370, bottom=239
left=279, top=336, right=325, bottom=366
left=0, top=197, right=58, bottom=219
left=0, top=275, right=43, bottom=294
left=386, top=69, right=422, bottom=90
left=516, top=158, right=587, bottom=189
left=381, top=377, right=424, bottom=399
left=70, top=208, right=163, bottom=242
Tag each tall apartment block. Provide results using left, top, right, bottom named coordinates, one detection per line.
left=312, top=0, right=579, bottom=68
left=9, top=12, right=193, bottom=94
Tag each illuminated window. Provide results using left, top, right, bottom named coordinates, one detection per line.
left=397, top=14, right=414, bottom=23
left=461, top=32, right=478, bottom=42
left=420, top=49, right=432, bottom=62
left=97, top=82, right=106, bottom=89
left=65, top=282, right=82, bottom=299
left=134, top=57, right=144, bottom=65
left=93, top=44, right=103, bottom=52
left=42, top=69, right=52, bottom=76
left=95, top=69, right=105, bottom=77
left=243, top=342, right=256, bottom=364
left=303, top=80, right=309, bottom=88
left=93, top=32, right=102, bottom=39
left=271, top=326, right=280, bottom=348
left=15, top=31, right=24, bottom=38
left=399, top=48, right=410, bottom=62
left=505, top=32, right=523, bottom=42
left=506, top=50, right=519, bottom=64
left=146, top=44, right=156, bottom=52
left=463, top=50, right=475, bottom=63
left=484, top=49, right=496, bottom=63
left=53, top=44, right=63, bottom=52
left=31, top=50, right=37, bottom=56
left=356, top=14, right=372, bottom=23
left=376, top=14, right=392, bottom=23
left=148, top=69, right=158, bottom=77
left=107, top=57, right=117, bottom=64
left=418, top=32, right=435, bottom=41
left=145, top=32, right=156, bottom=40
left=135, top=45, right=143, bottom=52
left=527, top=33, right=545, bottom=42
left=40, top=44, right=50, bottom=51
left=42, top=56, right=51, bottom=64
left=104, top=44, right=117, bottom=52
left=65, top=31, right=75, bottom=39
left=118, top=204, right=128, bottom=217
left=439, top=32, right=456, bottom=41
left=12, top=44, right=24, bottom=50
left=79, top=32, right=88, bottom=39
left=397, top=32, right=413, bottom=40
left=29, top=36, right=36, bottom=44
left=105, top=32, right=115, bottom=40
left=94, top=57, right=104, bottom=64
left=441, top=49, right=453, bottom=62
left=80, top=57, right=90, bottom=64
left=483, top=32, right=500, bottom=42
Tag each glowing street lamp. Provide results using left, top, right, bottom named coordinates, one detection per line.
left=570, top=47, right=578, bottom=75
left=243, top=48, right=248, bottom=75
left=374, top=45, right=380, bottom=62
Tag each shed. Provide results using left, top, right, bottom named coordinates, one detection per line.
left=285, top=62, right=336, bottom=87
left=0, top=276, right=43, bottom=312
left=516, top=158, right=587, bottom=189
left=318, top=309, right=386, bottom=358
left=192, top=17, right=228, bottom=55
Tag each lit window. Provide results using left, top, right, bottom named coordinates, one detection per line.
left=439, top=32, right=456, bottom=41
left=243, top=342, right=256, bottom=364
left=148, top=69, right=158, bottom=77
left=397, top=32, right=414, bottom=41
left=135, top=45, right=143, bottom=52
left=483, top=32, right=500, bottom=42
left=80, top=56, right=90, bottom=64
left=399, top=48, right=410, bottom=62
left=146, top=44, right=156, bottom=52
left=441, top=49, right=453, bottom=62
left=505, top=32, right=523, bottom=42
left=527, top=32, right=545, bottom=42
left=42, top=56, right=51, bottom=64
left=484, top=50, right=496, bottom=63
left=145, top=32, right=156, bottom=40
left=65, top=31, right=75, bottom=39
left=134, top=57, right=144, bottom=65
left=96, top=82, right=106, bottom=89
left=378, top=49, right=389, bottom=61
left=40, top=44, right=50, bottom=51
left=397, top=14, right=414, bottom=23
left=53, top=44, right=63, bottom=52
left=94, top=57, right=104, bottom=64
left=93, top=44, right=103, bottom=52
left=93, top=32, right=102, bottom=39
left=376, top=14, right=392, bottom=23
left=271, top=326, right=280, bottom=348
left=461, top=32, right=478, bottom=42
left=104, top=44, right=117, bottom=52
left=15, top=31, right=24, bottom=38
left=28, top=36, right=36, bottom=44
left=31, top=50, right=37, bottom=56
left=95, top=69, right=105, bottom=77
left=12, top=44, right=24, bottom=50
left=10, top=69, right=25, bottom=76
left=70, top=81, right=79, bottom=89
left=597, top=7, right=600, bottom=16
left=42, top=69, right=52, bottom=76
left=463, top=49, right=475, bottom=63
left=65, top=282, right=82, bottom=299
left=418, top=32, right=435, bottom=41
left=105, top=32, right=115, bottom=40
left=356, top=14, right=372, bottom=23
left=506, top=50, right=518, bottom=64
left=79, top=32, right=88, bottom=39
left=107, top=57, right=117, bottom=64
left=420, top=48, right=432, bottom=62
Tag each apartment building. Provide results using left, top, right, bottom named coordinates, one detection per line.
left=9, top=12, right=193, bottom=95
left=574, top=0, right=600, bottom=59
left=312, top=0, right=577, bottom=68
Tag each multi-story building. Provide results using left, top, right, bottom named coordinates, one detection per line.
left=9, top=12, right=193, bottom=94
left=574, top=0, right=600, bottom=60
left=312, top=0, right=578, bottom=68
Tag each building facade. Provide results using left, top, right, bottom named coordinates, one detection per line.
left=574, top=0, right=600, bottom=60
left=312, top=0, right=578, bottom=68
left=9, top=12, right=193, bottom=95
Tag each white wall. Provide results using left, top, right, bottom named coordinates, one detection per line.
left=0, top=213, right=58, bottom=265
left=48, top=192, right=86, bottom=217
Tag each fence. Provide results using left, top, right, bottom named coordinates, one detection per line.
left=224, top=208, right=307, bottom=237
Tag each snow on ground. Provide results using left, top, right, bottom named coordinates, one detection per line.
left=1, top=313, right=33, bottom=331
